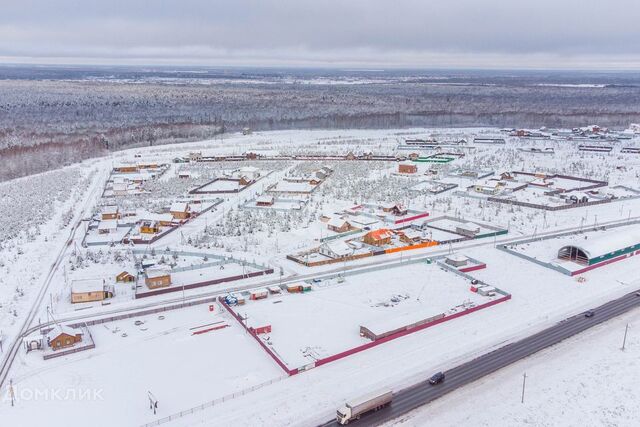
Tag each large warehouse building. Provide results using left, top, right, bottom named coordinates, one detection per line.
left=558, top=228, right=640, bottom=266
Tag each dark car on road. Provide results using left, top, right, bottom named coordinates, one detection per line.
left=584, top=310, right=595, bottom=318
left=429, top=372, right=445, bottom=385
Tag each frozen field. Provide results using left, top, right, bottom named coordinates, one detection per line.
left=3, top=304, right=283, bottom=427
left=236, top=262, right=492, bottom=368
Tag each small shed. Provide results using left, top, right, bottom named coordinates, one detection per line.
left=445, top=254, right=468, bottom=267
left=250, top=288, right=269, bottom=300
left=456, top=222, right=481, bottom=237
left=256, top=195, right=275, bottom=207
left=250, top=325, right=271, bottom=335
left=116, top=271, right=135, bottom=283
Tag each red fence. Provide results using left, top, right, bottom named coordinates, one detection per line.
left=222, top=293, right=511, bottom=376
left=394, top=212, right=429, bottom=225
left=314, top=295, right=511, bottom=368
left=136, top=269, right=274, bottom=299
left=219, top=297, right=298, bottom=376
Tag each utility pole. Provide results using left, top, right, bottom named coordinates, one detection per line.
left=622, top=323, right=629, bottom=351
left=9, top=379, right=15, bottom=406
left=521, top=372, right=527, bottom=403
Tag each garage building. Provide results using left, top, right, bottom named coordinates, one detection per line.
left=558, top=228, right=640, bottom=265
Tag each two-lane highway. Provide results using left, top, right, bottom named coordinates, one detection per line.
left=320, top=289, right=640, bottom=426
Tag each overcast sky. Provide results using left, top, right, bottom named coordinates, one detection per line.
left=2, top=0, right=640, bottom=69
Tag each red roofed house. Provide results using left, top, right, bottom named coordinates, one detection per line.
left=363, top=229, right=393, bottom=246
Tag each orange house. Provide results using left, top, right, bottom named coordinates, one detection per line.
left=47, top=326, right=83, bottom=351
left=363, top=229, right=393, bottom=246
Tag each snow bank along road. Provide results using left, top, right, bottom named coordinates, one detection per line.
left=318, top=288, right=640, bottom=426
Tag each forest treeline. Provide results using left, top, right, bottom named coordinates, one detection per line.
left=1, top=79, right=639, bottom=181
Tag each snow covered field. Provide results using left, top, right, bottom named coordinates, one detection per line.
left=235, top=262, right=492, bottom=369
left=6, top=304, right=284, bottom=426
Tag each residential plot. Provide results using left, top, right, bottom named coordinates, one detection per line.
left=233, top=262, right=495, bottom=369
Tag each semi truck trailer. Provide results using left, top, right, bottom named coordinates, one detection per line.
left=336, top=389, right=393, bottom=424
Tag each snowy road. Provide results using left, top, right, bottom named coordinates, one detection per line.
left=318, top=289, right=640, bottom=426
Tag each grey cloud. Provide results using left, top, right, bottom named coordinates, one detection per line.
left=1, top=0, right=639, bottom=68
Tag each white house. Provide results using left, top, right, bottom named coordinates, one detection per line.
left=319, top=241, right=354, bottom=259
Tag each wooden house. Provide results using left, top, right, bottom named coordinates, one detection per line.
left=170, top=202, right=190, bottom=220
left=391, top=204, right=408, bottom=216
left=327, top=217, right=350, bottom=233
left=145, top=268, right=172, bottom=289
left=140, top=220, right=160, bottom=234
left=101, top=205, right=120, bottom=220
left=398, top=229, right=423, bottom=244
left=47, top=326, right=83, bottom=351
left=71, top=279, right=113, bottom=304
left=363, top=229, right=393, bottom=246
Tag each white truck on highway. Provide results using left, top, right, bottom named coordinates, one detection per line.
left=337, top=389, right=393, bottom=424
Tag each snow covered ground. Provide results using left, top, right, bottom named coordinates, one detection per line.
left=236, top=262, right=491, bottom=369
left=1, top=126, right=640, bottom=427
left=387, top=308, right=640, bottom=427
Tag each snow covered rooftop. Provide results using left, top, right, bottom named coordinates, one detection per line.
left=328, top=216, right=348, bottom=228
left=98, top=220, right=119, bottom=230
left=102, top=205, right=118, bottom=215
left=457, top=222, right=480, bottom=231
left=446, top=254, right=469, bottom=263
left=145, top=266, right=171, bottom=278
left=170, top=202, right=189, bottom=213
left=256, top=195, right=274, bottom=203
left=71, top=279, right=105, bottom=294
left=560, top=227, right=640, bottom=260
left=46, top=325, right=81, bottom=342
left=322, top=240, right=353, bottom=257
